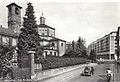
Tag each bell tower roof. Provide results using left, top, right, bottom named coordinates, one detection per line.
left=6, top=3, right=22, bottom=9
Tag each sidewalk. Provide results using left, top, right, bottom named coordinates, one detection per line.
left=113, top=63, right=120, bottom=82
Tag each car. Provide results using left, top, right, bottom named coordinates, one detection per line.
left=97, top=60, right=104, bottom=64
left=81, top=66, right=94, bottom=76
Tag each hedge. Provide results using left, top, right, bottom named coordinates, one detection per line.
left=35, top=56, right=87, bottom=70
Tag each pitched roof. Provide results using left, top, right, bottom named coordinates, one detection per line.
left=50, top=37, right=66, bottom=42
left=0, top=27, right=18, bottom=37
left=38, top=24, right=55, bottom=30
left=40, top=38, right=49, bottom=41
left=6, top=3, right=22, bottom=9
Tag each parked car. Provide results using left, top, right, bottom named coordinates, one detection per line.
left=81, top=66, right=94, bottom=76
left=97, top=58, right=104, bottom=64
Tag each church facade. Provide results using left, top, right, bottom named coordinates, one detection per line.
left=0, top=3, right=66, bottom=57
left=38, top=16, right=66, bottom=56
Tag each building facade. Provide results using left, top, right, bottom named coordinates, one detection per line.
left=116, top=27, right=120, bottom=59
left=0, top=3, right=66, bottom=57
left=0, top=3, right=22, bottom=47
left=88, top=31, right=117, bottom=60
left=38, top=16, right=66, bottom=56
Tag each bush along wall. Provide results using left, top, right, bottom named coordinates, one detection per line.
left=35, top=56, right=87, bottom=70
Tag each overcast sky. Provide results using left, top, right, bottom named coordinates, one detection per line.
left=0, top=2, right=120, bottom=46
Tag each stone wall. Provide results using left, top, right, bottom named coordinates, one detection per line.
left=33, top=64, right=87, bottom=81
left=13, top=68, right=31, bottom=79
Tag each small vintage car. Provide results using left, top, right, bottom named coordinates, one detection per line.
left=81, top=66, right=94, bottom=76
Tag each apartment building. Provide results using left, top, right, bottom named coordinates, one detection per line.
left=88, top=31, right=117, bottom=60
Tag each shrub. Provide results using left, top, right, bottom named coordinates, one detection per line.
left=35, top=56, right=86, bottom=70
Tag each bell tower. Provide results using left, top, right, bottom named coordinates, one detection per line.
left=40, top=13, right=45, bottom=25
left=6, top=3, right=22, bottom=33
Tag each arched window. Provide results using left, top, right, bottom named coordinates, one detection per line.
left=15, top=7, right=19, bottom=15
left=61, top=43, right=63, bottom=46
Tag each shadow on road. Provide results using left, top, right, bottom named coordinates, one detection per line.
left=97, top=75, right=107, bottom=82
left=97, top=79, right=107, bottom=82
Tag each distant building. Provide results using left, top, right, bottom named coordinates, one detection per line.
left=88, top=31, right=117, bottom=60
left=66, top=42, right=72, bottom=50
left=116, top=27, right=120, bottom=59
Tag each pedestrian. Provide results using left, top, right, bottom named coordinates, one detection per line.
left=106, top=68, right=113, bottom=82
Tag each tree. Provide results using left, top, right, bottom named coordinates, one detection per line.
left=17, top=3, right=42, bottom=67
left=63, top=50, right=78, bottom=57
left=76, top=36, right=87, bottom=57
left=88, top=49, right=96, bottom=62
left=72, top=40, right=75, bottom=50
left=0, top=45, right=15, bottom=78
left=63, top=37, right=88, bottom=58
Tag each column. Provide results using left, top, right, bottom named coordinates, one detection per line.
left=28, top=51, right=35, bottom=78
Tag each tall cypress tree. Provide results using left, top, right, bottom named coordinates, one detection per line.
left=17, top=3, right=42, bottom=67
left=72, top=40, right=75, bottom=50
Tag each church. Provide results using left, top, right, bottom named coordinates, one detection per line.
left=0, top=3, right=66, bottom=57
left=38, top=16, right=66, bottom=56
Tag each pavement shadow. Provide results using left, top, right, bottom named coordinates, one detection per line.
left=98, top=75, right=106, bottom=79
left=98, top=74, right=107, bottom=82
left=97, top=79, right=107, bottom=82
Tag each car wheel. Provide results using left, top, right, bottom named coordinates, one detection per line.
left=90, top=73, right=92, bottom=76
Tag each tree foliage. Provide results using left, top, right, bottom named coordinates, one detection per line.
left=88, top=49, right=96, bottom=62
left=63, top=36, right=87, bottom=58
left=0, top=45, right=15, bottom=78
left=17, top=3, right=42, bottom=54
left=72, top=40, right=75, bottom=50
left=63, top=50, right=78, bottom=57
left=76, top=36, right=87, bottom=57
left=17, top=3, right=43, bottom=67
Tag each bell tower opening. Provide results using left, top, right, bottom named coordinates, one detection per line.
left=6, top=3, right=22, bottom=33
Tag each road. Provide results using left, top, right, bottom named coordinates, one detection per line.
left=39, top=63, right=113, bottom=82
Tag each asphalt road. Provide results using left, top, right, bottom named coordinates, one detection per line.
left=67, top=64, right=110, bottom=82
left=39, top=63, right=112, bottom=82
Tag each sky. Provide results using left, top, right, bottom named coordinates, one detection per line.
left=0, top=1, right=120, bottom=46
